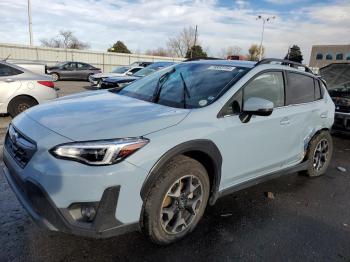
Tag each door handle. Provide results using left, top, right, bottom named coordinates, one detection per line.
left=280, top=117, right=290, bottom=125
left=5, top=79, right=14, bottom=83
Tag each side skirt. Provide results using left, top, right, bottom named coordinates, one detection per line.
left=218, top=160, right=309, bottom=199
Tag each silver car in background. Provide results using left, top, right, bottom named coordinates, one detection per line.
left=0, top=61, right=58, bottom=117
left=89, top=66, right=143, bottom=87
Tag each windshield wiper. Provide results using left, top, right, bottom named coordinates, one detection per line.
left=152, top=68, right=176, bottom=103
left=180, top=72, right=191, bottom=109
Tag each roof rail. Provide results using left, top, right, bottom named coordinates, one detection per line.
left=255, top=58, right=314, bottom=74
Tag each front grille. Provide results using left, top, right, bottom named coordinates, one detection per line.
left=4, top=125, right=37, bottom=168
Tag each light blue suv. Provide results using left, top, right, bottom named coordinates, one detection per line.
left=2, top=59, right=335, bottom=244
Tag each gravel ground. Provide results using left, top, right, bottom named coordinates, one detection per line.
left=0, top=82, right=350, bottom=261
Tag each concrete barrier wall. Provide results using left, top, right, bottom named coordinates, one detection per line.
left=0, top=43, right=183, bottom=72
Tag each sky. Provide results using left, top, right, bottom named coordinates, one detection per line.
left=0, top=0, right=349, bottom=63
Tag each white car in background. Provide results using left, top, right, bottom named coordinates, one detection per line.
left=0, top=61, right=58, bottom=117
left=89, top=66, right=143, bottom=87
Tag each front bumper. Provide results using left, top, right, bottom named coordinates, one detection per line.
left=2, top=161, right=138, bottom=238
left=333, top=112, right=350, bottom=134
left=2, top=116, right=147, bottom=238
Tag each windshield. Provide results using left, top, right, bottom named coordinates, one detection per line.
left=111, top=66, right=130, bottom=74
left=116, top=62, right=249, bottom=109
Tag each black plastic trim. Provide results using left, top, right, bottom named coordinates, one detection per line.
left=218, top=160, right=309, bottom=198
left=2, top=159, right=137, bottom=239
left=140, top=139, right=222, bottom=205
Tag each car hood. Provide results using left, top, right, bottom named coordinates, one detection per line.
left=92, top=72, right=125, bottom=78
left=105, top=75, right=139, bottom=83
left=23, top=91, right=190, bottom=141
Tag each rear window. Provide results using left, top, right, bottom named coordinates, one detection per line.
left=0, top=64, right=23, bottom=77
left=286, top=72, right=315, bottom=105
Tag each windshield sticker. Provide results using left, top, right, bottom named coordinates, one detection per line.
left=208, top=66, right=236, bottom=71
left=199, top=100, right=208, bottom=107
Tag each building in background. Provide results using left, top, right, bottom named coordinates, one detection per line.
left=309, top=44, right=350, bottom=69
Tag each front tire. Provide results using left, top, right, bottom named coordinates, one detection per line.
left=141, top=155, right=210, bottom=245
left=302, top=131, right=333, bottom=177
left=51, top=73, right=59, bottom=82
left=8, top=96, right=38, bottom=117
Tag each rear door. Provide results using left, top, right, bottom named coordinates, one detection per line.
left=76, top=62, right=91, bottom=80
left=0, top=63, right=22, bottom=110
left=285, top=71, right=325, bottom=155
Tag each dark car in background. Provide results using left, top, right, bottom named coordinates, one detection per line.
left=320, top=63, right=350, bottom=134
left=47, top=62, right=101, bottom=81
left=100, top=61, right=175, bottom=89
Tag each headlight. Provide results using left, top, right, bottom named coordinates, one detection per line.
left=50, top=137, right=149, bottom=165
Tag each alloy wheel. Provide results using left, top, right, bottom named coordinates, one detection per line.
left=313, top=139, right=329, bottom=171
left=160, top=175, right=203, bottom=234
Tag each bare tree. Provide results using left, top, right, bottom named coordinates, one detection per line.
left=40, top=30, right=90, bottom=50
left=167, top=26, right=197, bottom=57
left=247, top=44, right=265, bottom=61
left=219, top=46, right=242, bottom=58
left=145, top=47, right=170, bottom=57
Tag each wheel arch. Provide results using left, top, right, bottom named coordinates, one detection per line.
left=303, top=127, right=331, bottom=161
left=7, top=94, right=39, bottom=113
left=140, top=139, right=222, bottom=206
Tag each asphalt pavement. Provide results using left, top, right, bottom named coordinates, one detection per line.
left=0, top=81, right=350, bottom=262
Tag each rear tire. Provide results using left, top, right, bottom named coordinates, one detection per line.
left=141, top=155, right=210, bottom=245
left=8, top=96, right=38, bottom=118
left=301, top=131, right=333, bottom=177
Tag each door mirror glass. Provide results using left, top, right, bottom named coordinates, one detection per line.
left=243, top=97, right=273, bottom=116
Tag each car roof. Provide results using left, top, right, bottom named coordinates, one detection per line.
left=185, top=59, right=256, bottom=68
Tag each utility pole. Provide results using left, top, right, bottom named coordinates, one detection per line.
left=256, top=15, right=275, bottom=61
left=190, top=25, right=198, bottom=59
left=27, top=0, right=33, bottom=46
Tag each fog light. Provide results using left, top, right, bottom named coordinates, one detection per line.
left=81, top=205, right=96, bottom=222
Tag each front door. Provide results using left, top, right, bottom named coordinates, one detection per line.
left=216, top=71, right=302, bottom=189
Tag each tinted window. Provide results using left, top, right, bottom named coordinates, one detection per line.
left=129, top=68, right=141, bottom=74
left=286, top=72, right=315, bottom=104
left=0, top=64, right=23, bottom=77
left=243, top=72, right=285, bottom=108
left=64, top=62, right=76, bottom=69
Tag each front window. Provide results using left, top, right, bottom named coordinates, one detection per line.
left=244, top=72, right=285, bottom=108
left=112, top=66, right=130, bottom=74
left=115, top=62, right=249, bottom=109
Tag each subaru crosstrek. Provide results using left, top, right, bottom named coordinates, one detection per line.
left=2, top=59, right=335, bottom=244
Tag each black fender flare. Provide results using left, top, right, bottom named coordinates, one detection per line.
left=140, top=139, right=222, bottom=205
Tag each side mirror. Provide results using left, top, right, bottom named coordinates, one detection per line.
left=240, top=97, right=273, bottom=123
left=126, top=72, right=133, bottom=76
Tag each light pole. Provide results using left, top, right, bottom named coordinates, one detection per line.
left=27, top=0, right=33, bottom=46
left=256, top=15, right=275, bottom=61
